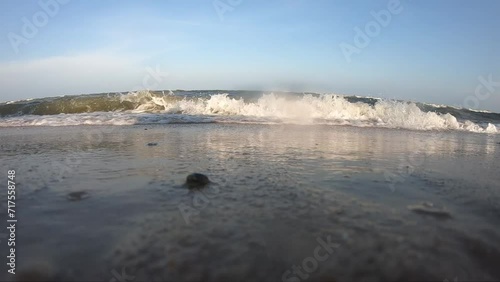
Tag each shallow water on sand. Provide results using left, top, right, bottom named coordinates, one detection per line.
left=0, top=124, right=499, bottom=281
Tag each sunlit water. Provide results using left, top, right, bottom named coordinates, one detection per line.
left=0, top=124, right=499, bottom=281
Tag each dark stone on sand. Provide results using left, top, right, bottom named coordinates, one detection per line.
left=67, top=191, right=89, bottom=201
left=147, top=142, right=158, bottom=146
left=186, top=173, right=210, bottom=188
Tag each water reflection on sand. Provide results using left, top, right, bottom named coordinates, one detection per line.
left=0, top=124, right=499, bottom=281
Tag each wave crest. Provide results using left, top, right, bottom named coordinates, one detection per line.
left=0, top=91, right=498, bottom=133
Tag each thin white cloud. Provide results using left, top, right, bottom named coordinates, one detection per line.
left=0, top=52, right=148, bottom=101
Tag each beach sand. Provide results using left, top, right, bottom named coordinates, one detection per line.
left=1, top=124, right=499, bottom=281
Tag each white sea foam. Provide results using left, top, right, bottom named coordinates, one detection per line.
left=0, top=92, right=498, bottom=134
left=0, top=113, right=135, bottom=127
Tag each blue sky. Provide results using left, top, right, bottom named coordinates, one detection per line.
left=1, top=0, right=499, bottom=111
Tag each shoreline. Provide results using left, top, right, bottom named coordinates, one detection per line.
left=0, top=123, right=499, bottom=281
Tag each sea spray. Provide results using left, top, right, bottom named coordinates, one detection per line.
left=0, top=90, right=498, bottom=134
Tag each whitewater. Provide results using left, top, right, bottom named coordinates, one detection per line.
left=0, top=90, right=498, bottom=133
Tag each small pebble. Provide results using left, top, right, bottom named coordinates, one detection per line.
left=67, top=191, right=89, bottom=201
left=408, top=202, right=451, bottom=219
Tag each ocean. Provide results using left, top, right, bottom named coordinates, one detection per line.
left=1, top=90, right=499, bottom=132
left=0, top=90, right=499, bottom=281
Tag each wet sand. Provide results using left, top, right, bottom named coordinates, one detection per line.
left=0, top=124, right=499, bottom=281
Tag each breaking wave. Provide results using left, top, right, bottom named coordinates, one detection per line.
left=0, top=90, right=499, bottom=134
